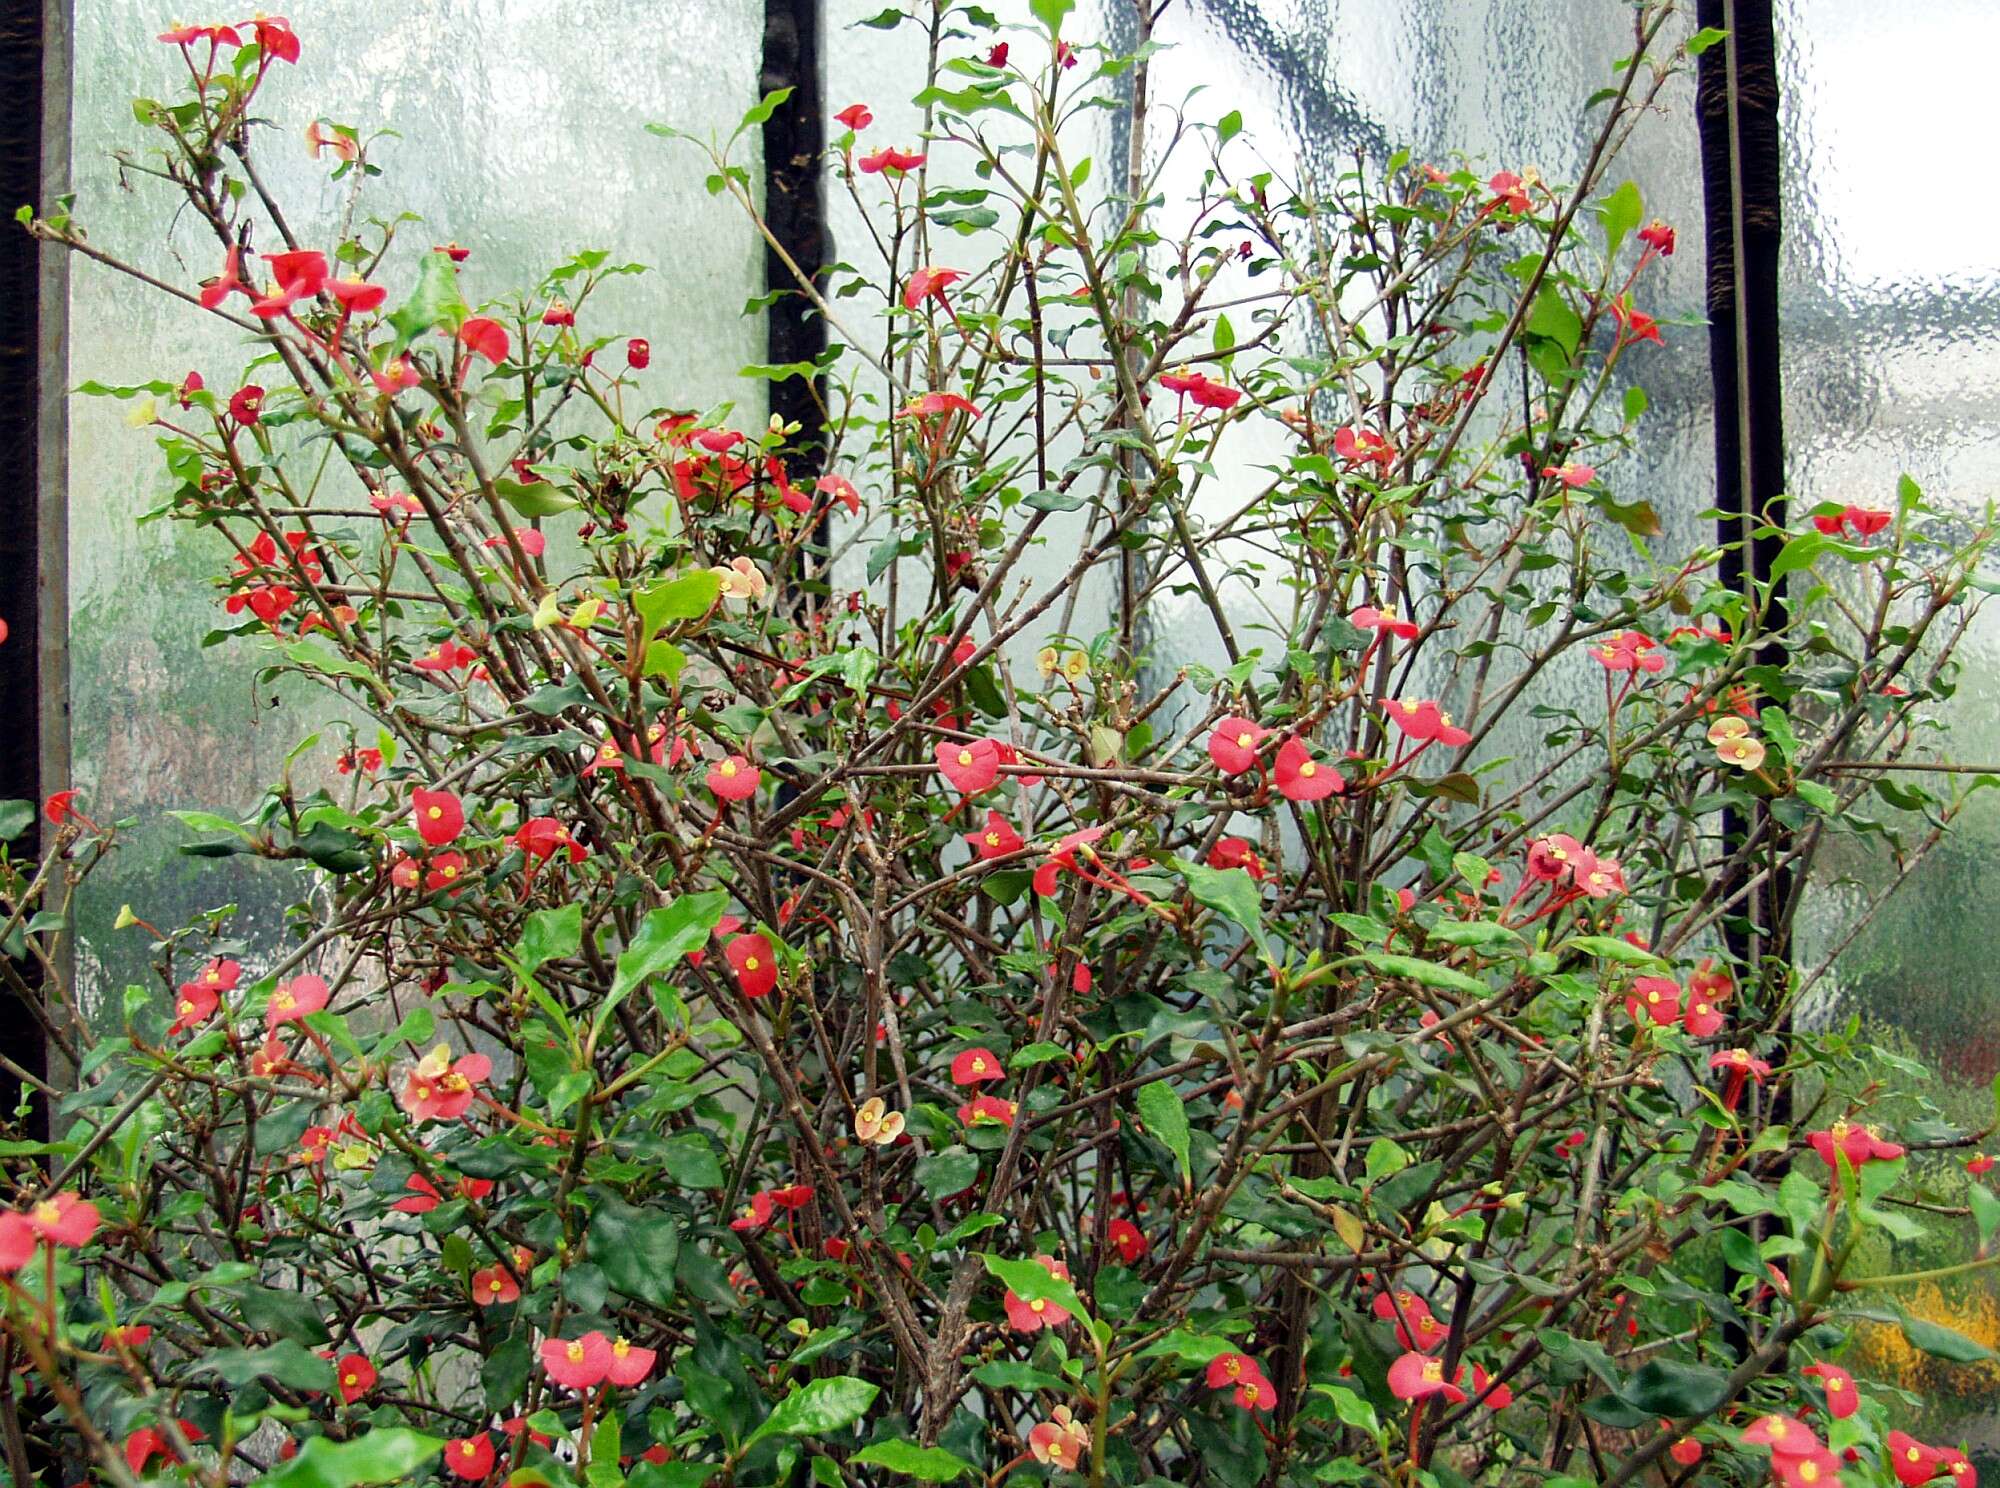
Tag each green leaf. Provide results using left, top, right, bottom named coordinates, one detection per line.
left=968, top=1359, right=1065, bottom=1391
left=1029, top=0, right=1074, bottom=33
left=1169, top=858, right=1278, bottom=966
left=741, top=1376, right=880, bottom=1453
left=1311, top=1383, right=1379, bottom=1435
left=1620, top=1359, right=1729, bottom=1417
left=636, top=571, right=723, bottom=637
left=981, top=1254, right=1090, bottom=1327
left=1357, top=952, right=1486, bottom=997
left=1525, top=285, right=1582, bottom=360
left=1902, top=1314, right=1995, bottom=1363
left=0, top=800, right=32, bottom=842
left=662, top=1130, right=726, bottom=1189
left=168, top=809, right=253, bottom=841
left=849, top=1442, right=976, bottom=1482
left=284, top=640, right=378, bottom=684
left=1599, top=180, right=1643, bottom=256
left=587, top=1196, right=681, bottom=1308
left=1561, top=935, right=1671, bottom=971
left=387, top=251, right=467, bottom=350
left=598, top=892, right=730, bottom=1039
left=1972, top=1185, right=2000, bottom=1250
left=1687, top=25, right=1727, bottom=56
left=260, top=1428, right=444, bottom=1488
left=518, top=904, right=582, bottom=974
left=916, top=1147, right=981, bottom=1202
left=1136, top=1079, right=1191, bottom=1184
left=196, top=1340, right=336, bottom=1392
left=737, top=86, right=796, bottom=136
left=493, top=478, right=577, bottom=517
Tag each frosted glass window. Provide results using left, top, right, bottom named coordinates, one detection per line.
left=65, top=0, right=767, bottom=996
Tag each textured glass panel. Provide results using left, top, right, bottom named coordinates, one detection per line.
left=1781, top=0, right=2000, bottom=1431
left=66, top=0, right=765, bottom=998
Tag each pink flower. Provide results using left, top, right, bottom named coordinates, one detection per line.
left=398, top=1044, right=492, bottom=1122
left=937, top=738, right=1001, bottom=795
left=1541, top=462, right=1596, bottom=487
left=903, top=266, right=963, bottom=311
left=1274, top=737, right=1342, bottom=801
left=1589, top=631, right=1666, bottom=673
left=965, top=810, right=1023, bottom=860
left=1624, top=976, right=1681, bottom=1027
left=706, top=755, right=761, bottom=802
left=170, top=981, right=220, bottom=1036
left=458, top=317, right=509, bottom=366
left=22, top=1192, right=100, bottom=1250
left=1802, top=1362, right=1858, bottom=1420
left=1350, top=605, right=1418, bottom=640
left=607, top=1337, right=656, bottom=1387
left=334, top=1353, right=377, bottom=1405
left=1571, top=852, right=1625, bottom=899
left=1809, top=1120, right=1904, bottom=1173
left=1383, top=698, right=1471, bottom=747
left=1333, top=425, right=1396, bottom=472
left=859, top=146, right=926, bottom=174
left=1525, top=834, right=1584, bottom=882
left=472, top=1263, right=520, bottom=1306
left=1002, top=1256, right=1072, bottom=1332
left=1772, top=1446, right=1843, bottom=1488
left=1638, top=219, right=1676, bottom=256
left=1387, top=1351, right=1466, bottom=1404
left=951, top=1047, right=1005, bottom=1085
left=834, top=102, right=872, bottom=131
left=1028, top=1407, right=1089, bottom=1470
left=541, top=1332, right=614, bottom=1391
left=1207, top=716, right=1268, bottom=776
left=266, top=974, right=330, bottom=1029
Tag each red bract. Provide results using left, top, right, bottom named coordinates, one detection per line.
left=24, top=1191, right=100, bottom=1248
left=391, top=1174, right=442, bottom=1214
left=159, top=23, right=239, bottom=46
left=1274, top=737, right=1342, bottom=801
left=1802, top=1361, right=1859, bottom=1419
left=937, top=737, right=1001, bottom=794
left=334, top=1353, right=376, bottom=1404
left=458, top=317, right=508, bottom=365
left=1668, top=1433, right=1703, bottom=1466
left=1682, top=984, right=1727, bottom=1038
left=1889, top=1432, right=1943, bottom=1486
left=859, top=146, right=926, bottom=174
left=246, top=14, right=300, bottom=63
left=1610, top=297, right=1663, bottom=346
left=1638, top=218, right=1676, bottom=255
left=265, top=974, right=329, bottom=1028
left=986, top=42, right=1010, bottom=65
left=1541, top=461, right=1596, bottom=487
left=965, top=810, right=1023, bottom=860
left=328, top=277, right=385, bottom=313
left=834, top=102, right=872, bottom=130
left=1207, top=836, right=1267, bottom=879
left=540, top=1331, right=614, bottom=1390
left=1809, top=1120, right=1905, bottom=1172
left=414, top=640, right=478, bottom=672
left=424, top=852, right=468, bottom=894
left=1773, top=1446, right=1844, bottom=1487
left=816, top=473, right=861, bottom=514
left=901, top=390, right=979, bottom=420
left=472, top=1262, right=520, bottom=1305
left=228, top=384, right=265, bottom=424
left=1158, top=369, right=1242, bottom=410
left=1742, top=1413, right=1818, bottom=1457
left=513, top=816, right=585, bottom=864
left=399, top=1044, right=492, bottom=1122
left=1107, top=1217, right=1147, bottom=1263
left=1814, top=504, right=1892, bottom=540
left=1350, top=604, right=1418, bottom=640
left=607, top=1337, right=656, bottom=1387
left=125, top=1422, right=205, bottom=1473
left=0, top=1213, right=33, bottom=1272
left=1388, top=1351, right=1466, bottom=1404
left=1588, top=630, right=1665, bottom=673
left=444, top=1434, right=496, bottom=1481
left=1525, top=833, right=1583, bottom=881
left=1469, top=1363, right=1512, bottom=1410
left=170, top=981, right=219, bottom=1036
left=951, top=1047, right=1005, bottom=1085
left=1002, top=1256, right=1072, bottom=1332
left=707, top=755, right=761, bottom=802
left=1207, top=716, right=1268, bottom=776
left=903, top=265, right=963, bottom=310
left=1571, top=851, right=1625, bottom=898
left=959, top=1094, right=1017, bottom=1127
left=726, top=932, right=778, bottom=998
left=412, top=788, right=465, bottom=847
left=627, top=337, right=650, bottom=369
left=1624, top=976, right=1680, bottom=1027
left=1383, top=698, right=1470, bottom=747
left=1333, top=425, right=1396, bottom=471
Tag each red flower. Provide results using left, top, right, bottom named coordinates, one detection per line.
left=1207, top=716, right=1268, bottom=776
left=1487, top=171, right=1532, bottom=214
left=1033, top=827, right=1107, bottom=897
left=1571, top=851, right=1626, bottom=899
left=1107, top=1217, right=1147, bottom=1263
left=1470, top=1363, right=1512, bottom=1410
left=986, top=42, right=1010, bottom=66
left=542, top=301, right=575, bottom=327
left=24, top=1191, right=100, bottom=1248
left=1970, top=1154, right=1995, bottom=1176
left=1809, top=1120, right=1905, bottom=1173
left=1638, top=219, right=1676, bottom=256
left=399, top=1044, right=492, bottom=1122
left=627, top=337, right=650, bottom=369
left=1889, top=1432, right=1943, bottom=1486
left=1274, top=737, right=1342, bottom=801
left=1372, top=1288, right=1431, bottom=1325
left=170, top=981, right=220, bottom=1036
left=859, top=147, right=927, bottom=174
left=472, top=1263, right=520, bottom=1306
left=958, top=1094, right=1017, bottom=1127
left=328, top=277, right=386, bottom=314
left=541, top=1331, right=615, bottom=1390
left=372, top=355, right=422, bottom=395
left=445, top=1434, right=496, bottom=1481
left=1207, top=836, right=1268, bottom=880
left=1938, top=1448, right=1976, bottom=1487
left=1541, top=462, right=1596, bottom=487
left=1668, top=1433, right=1703, bottom=1467
left=1333, top=425, right=1397, bottom=471
left=965, top=810, right=1023, bottom=860
left=229, top=385, right=266, bottom=424
left=391, top=1174, right=442, bottom=1214
left=424, top=852, right=468, bottom=895
left=1383, top=698, right=1471, bottom=747
left=1741, top=1413, right=1818, bottom=1457
left=731, top=1190, right=779, bottom=1231
left=1387, top=1351, right=1466, bottom=1404
left=1003, top=1256, right=1073, bottom=1332
left=414, top=640, right=478, bottom=673
left=1814, top=504, right=1891, bottom=540
left=513, top=816, right=585, bottom=864
left=1801, top=1361, right=1858, bottom=1420
left=1610, top=297, right=1663, bottom=346
left=1589, top=630, right=1665, bottom=673
left=0, top=1213, right=34, bottom=1271
left=607, top=1337, right=656, bottom=1387
left=834, top=102, right=872, bottom=130
left=1158, top=369, right=1243, bottom=410
left=246, top=14, right=300, bottom=63
left=104, top=1324, right=152, bottom=1351
left=412, top=788, right=465, bottom=847
left=937, top=737, right=1001, bottom=794
left=1622, top=975, right=1680, bottom=1027
left=707, top=755, right=761, bottom=802
left=1682, top=990, right=1726, bottom=1038
left=159, top=22, right=240, bottom=46
left=903, top=265, right=963, bottom=310
left=816, top=473, right=862, bottom=514
left=334, top=1353, right=377, bottom=1404
left=266, top=974, right=330, bottom=1028
left=458, top=317, right=509, bottom=365
left=200, top=246, right=253, bottom=309
left=1773, top=1447, right=1843, bottom=1487
left=1525, top=833, right=1583, bottom=881
left=1350, top=604, right=1418, bottom=640
left=901, top=390, right=979, bottom=420
left=951, top=1047, right=1005, bottom=1085
left=726, top=932, right=778, bottom=998
left=124, top=1422, right=205, bottom=1474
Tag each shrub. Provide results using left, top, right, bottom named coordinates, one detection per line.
left=6, top=6, right=2000, bottom=1486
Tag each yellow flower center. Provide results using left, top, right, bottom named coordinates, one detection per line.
left=1299, top=761, right=1317, bottom=777
left=744, top=956, right=760, bottom=971
left=461, top=1444, right=478, bottom=1458
left=31, top=1201, right=60, bottom=1226
left=957, top=749, right=974, bottom=767
left=1421, top=1360, right=1443, bottom=1382
left=1800, top=1464, right=1820, bottom=1483
left=206, top=970, right=221, bottom=982
left=179, top=999, right=195, bottom=1016
left=489, top=1278, right=503, bottom=1294
left=1030, top=1299, right=1046, bottom=1313
left=274, top=991, right=295, bottom=1011
left=986, top=833, right=1001, bottom=846
left=613, top=1338, right=631, bottom=1357
left=442, top=866, right=457, bottom=879
left=566, top=1341, right=585, bottom=1362
left=720, top=761, right=738, bottom=777
left=972, top=1057, right=987, bottom=1074
left=1237, top=731, right=1254, bottom=748
left=426, top=806, right=442, bottom=820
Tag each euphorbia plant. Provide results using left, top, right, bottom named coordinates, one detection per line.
left=8, top=4, right=2000, bottom=1486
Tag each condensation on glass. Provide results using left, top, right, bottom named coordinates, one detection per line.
left=65, top=0, right=767, bottom=999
